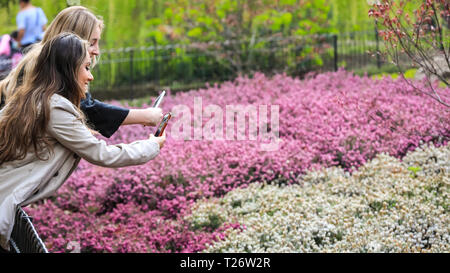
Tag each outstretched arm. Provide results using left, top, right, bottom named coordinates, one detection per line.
left=122, top=108, right=163, bottom=126
left=80, top=92, right=163, bottom=138
left=50, top=95, right=163, bottom=168
left=16, top=29, right=24, bottom=48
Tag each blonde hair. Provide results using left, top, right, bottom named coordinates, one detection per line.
left=0, top=6, right=103, bottom=105
left=42, top=6, right=104, bottom=45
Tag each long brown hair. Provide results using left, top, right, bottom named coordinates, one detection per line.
left=0, top=6, right=103, bottom=105
left=0, top=33, right=89, bottom=165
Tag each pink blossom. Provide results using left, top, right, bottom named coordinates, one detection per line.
left=25, top=70, right=449, bottom=252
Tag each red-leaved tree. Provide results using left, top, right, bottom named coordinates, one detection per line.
left=369, top=0, right=449, bottom=107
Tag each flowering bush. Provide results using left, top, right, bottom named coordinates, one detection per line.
left=192, top=143, right=449, bottom=253
left=25, top=70, right=449, bottom=252
left=368, top=0, right=450, bottom=107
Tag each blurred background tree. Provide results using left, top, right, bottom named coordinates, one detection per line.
left=1, top=0, right=383, bottom=48
left=2, top=0, right=438, bottom=99
left=0, top=0, right=13, bottom=8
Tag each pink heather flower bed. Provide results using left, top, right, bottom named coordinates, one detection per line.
left=25, top=70, right=449, bottom=252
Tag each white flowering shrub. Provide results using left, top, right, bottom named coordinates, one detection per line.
left=186, top=143, right=449, bottom=253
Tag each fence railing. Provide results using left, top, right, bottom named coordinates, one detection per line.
left=89, top=31, right=393, bottom=99
left=90, top=34, right=345, bottom=99
left=9, top=207, right=48, bottom=253
left=1, top=31, right=394, bottom=99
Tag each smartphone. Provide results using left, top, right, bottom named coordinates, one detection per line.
left=153, top=90, right=166, bottom=108
left=154, top=112, right=172, bottom=137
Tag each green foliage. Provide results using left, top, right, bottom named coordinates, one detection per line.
left=0, top=0, right=13, bottom=8
left=131, top=0, right=336, bottom=46
left=330, top=0, right=374, bottom=33
left=1, top=0, right=421, bottom=94
left=408, top=166, right=422, bottom=178
left=0, top=0, right=407, bottom=48
left=403, top=69, right=418, bottom=79
left=191, top=213, right=225, bottom=231
left=369, top=199, right=397, bottom=212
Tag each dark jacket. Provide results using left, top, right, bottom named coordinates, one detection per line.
left=77, top=92, right=130, bottom=138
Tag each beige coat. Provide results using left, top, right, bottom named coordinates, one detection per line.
left=0, top=94, right=160, bottom=250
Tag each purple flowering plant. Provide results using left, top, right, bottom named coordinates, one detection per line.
left=25, top=70, right=449, bottom=252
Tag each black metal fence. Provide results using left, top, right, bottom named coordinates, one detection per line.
left=337, top=30, right=382, bottom=70
left=9, top=207, right=48, bottom=253
left=90, top=34, right=338, bottom=99
left=1, top=31, right=391, bottom=99
left=89, top=30, right=393, bottom=100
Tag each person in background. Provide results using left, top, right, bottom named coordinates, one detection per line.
left=1, top=6, right=162, bottom=138
left=16, top=0, right=47, bottom=52
left=0, top=31, right=20, bottom=58
left=0, top=34, right=13, bottom=78
left=9, top=31, right=23, bottom=69
left=0, top=31, right=22, bottom=81
left=0, top=32, right=166, bottom=252
left=9, top=31, right=20, bottom=53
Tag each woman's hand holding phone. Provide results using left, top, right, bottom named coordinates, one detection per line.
left=140, top=90, right=166, bottom=126
left=147, top=91, right=168, bottom=149
left=154, top=112, right=172, bottom=137
left=149, top=131, right=166, bottom=149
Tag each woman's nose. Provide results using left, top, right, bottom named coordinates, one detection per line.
left=88, top=71, right=94, bottom=81
left=89, top=45, right=99, bottom=57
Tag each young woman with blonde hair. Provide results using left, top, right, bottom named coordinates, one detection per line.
left=0, top=32, right=165, bottom=251
left=0, top=5, right=162, bottom=138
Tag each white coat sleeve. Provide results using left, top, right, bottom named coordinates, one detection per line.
left=47, top=96, right=160, bottom=168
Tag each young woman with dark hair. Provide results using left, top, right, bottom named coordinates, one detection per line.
left=0, top=32, right=165, bottom=251
left=1, top=5, right=163, bottom=138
